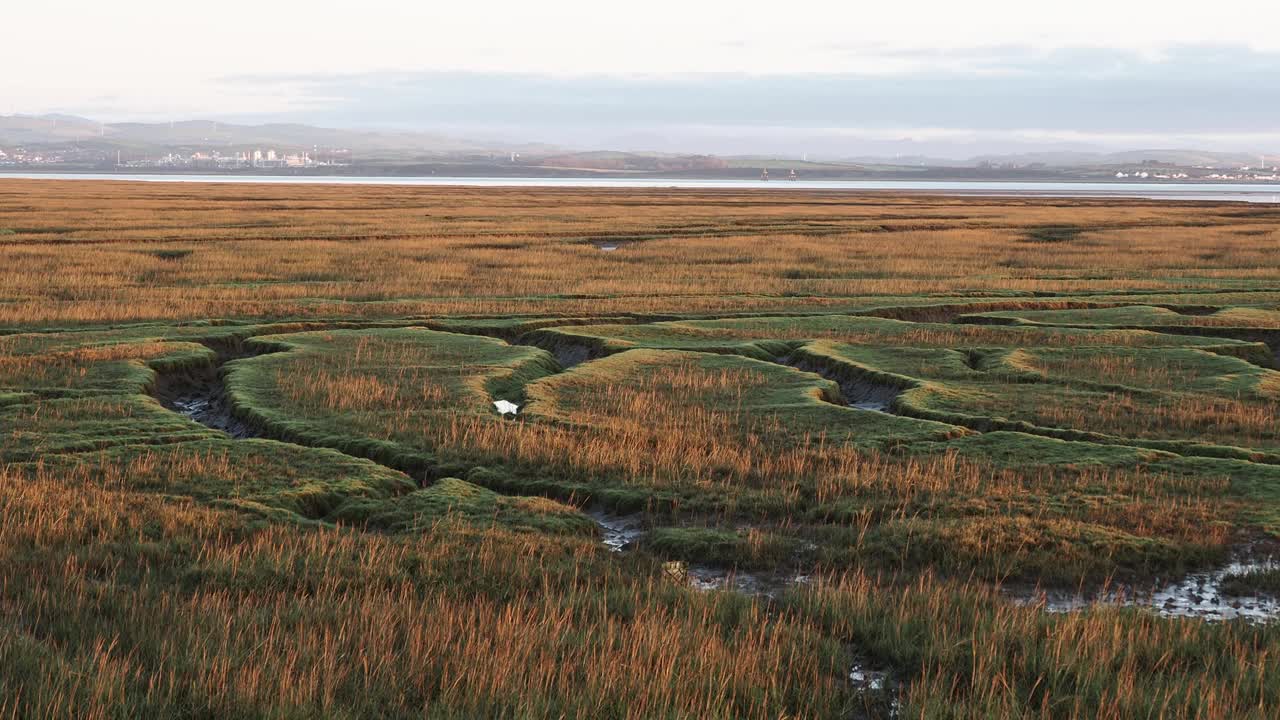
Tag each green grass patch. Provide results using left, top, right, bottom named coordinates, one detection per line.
left=1022, top=225, right=1086, bottom=243
left=535, top=314, right=1264, bottom=355
left=799, top=340, right=1280, bottom=456
left=1220, top=567, right=1280, bottom=597
left=148, top=248, right=194, bottom=261
left=643, top=526, right=800, bottom=570
left=331, top=476, right=595, bottom=536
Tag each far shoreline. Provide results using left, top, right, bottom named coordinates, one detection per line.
left=2, top=172, right=1279, bottom=203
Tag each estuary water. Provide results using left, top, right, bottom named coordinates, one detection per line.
left=3, top=172, right=1280, bottom=203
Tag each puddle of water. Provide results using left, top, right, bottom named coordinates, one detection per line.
left=847, top=656, right=903, bottom=718
left=1009, top=555, right=1280, bottom=623
left=850, top=399, right=893, bottom=412
left=586, top=511, right=813, bottom=598
left=587, top=509, right=646, bottom=552
left=848, top=663, right=889, bottom=692
left=685, top=565, right=811, bottom=599
left=593, top=239, right=637, bottom=252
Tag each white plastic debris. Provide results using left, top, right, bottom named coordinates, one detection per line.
left=493, top=400, right=520, bottom=416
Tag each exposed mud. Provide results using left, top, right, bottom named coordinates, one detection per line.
left=842, top=381, right=899, bottom=413
left=1007, top=551, right=1280, bottom=623
left=777, top=355, right=902, bottom=413
left=164, top=385, right=260, bottom=439
left=476, top=331, right=604, bottom=371
left=540, top=342, right=596, bottom=370
left=151, top=344, right=274, bottom=439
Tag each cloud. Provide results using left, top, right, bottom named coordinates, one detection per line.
left=218, top=46, right=1280, bottom=141
left=16, top=43, right=1278, bottom=158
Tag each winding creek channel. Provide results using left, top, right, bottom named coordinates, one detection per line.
left=143, top=328, right=1280, bottom=716
left=148, top=336, right=1280, bottom=626
left=148, top=339, right=793, bottom=598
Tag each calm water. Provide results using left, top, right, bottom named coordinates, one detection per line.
left=4, top=172, right=1280, bottom=203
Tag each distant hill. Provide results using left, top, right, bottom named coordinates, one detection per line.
left=0, top=114, right=107, bottom=143
left=103, top=121, right=483, bottom=154
left=967, top=149, right=1275, bottom=168
left=0, top=114, right=551, bottom=156
left=537, top=151, right=728, bottom=172
left=3, top=113, right=1276, bottom=173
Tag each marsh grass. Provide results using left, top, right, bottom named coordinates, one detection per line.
left=221, top=334, right=1245, bottom=583
left=1221, top=568, right=1280, bottom=597
left=806, top=341, right=1280, bottom=454
left=536, top=315, right=1268, bottom=354
left=0, top=463, right=861, bottom=720
left=1, top=459, right=1275, bottom=718
left=3, top=180, right=1280, bottom=326
left=4, top=181, right=1280, bottom=718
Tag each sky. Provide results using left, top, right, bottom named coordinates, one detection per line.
left=5, top=0, right=1280, bottom=157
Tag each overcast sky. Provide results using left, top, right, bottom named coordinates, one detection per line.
left=5, top=0, right=1280, bottom=156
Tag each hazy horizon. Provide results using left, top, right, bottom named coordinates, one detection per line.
left=6, top=1, right=1280, bottom=158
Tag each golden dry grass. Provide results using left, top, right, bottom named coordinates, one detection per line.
left=2, top=180, right=1279, bottom=326
left=4, top=179, right=1280, bottom=718
left=0, top=462, right=851, bottom=720
left=0, top=459, right=1269, bottom=719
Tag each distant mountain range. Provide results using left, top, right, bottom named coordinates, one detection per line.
left=965, top=150, right=1276, bottom=168
left=838, top=149, right=1277, bottom=169
left=2, top=114, right=1275, bottom=171
left=0, top=114, right=554, bottom=157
